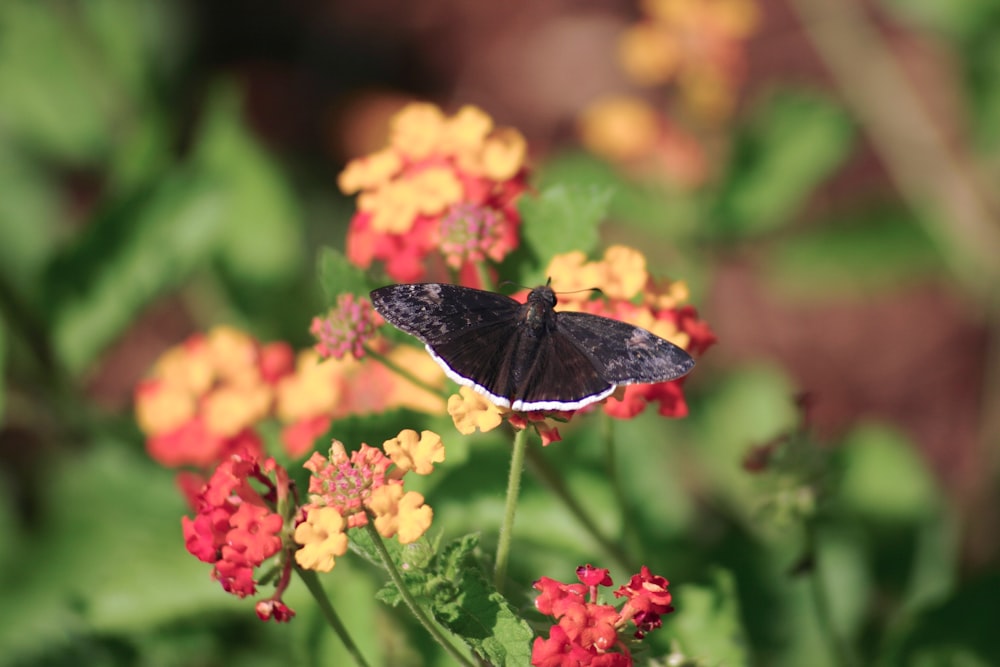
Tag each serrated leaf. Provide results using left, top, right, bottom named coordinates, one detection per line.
left=714, top=91, right=854, bottom=236
left=665, top=569, right=750, bottom=667
left=519, top=184, right=610, bottom=264
left=372, top=533, right=533, bottom=666
left=318, top=247, right=372, bottom=304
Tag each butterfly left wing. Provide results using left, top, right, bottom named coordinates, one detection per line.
left=371, top=283, right=521, bottom=346
left=555, top=311, right=695, bottom=385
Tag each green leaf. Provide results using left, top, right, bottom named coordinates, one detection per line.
left=375, top=534, right=534, bottom=667
left=665, top=569, right=750, bottom=666
left=765, top=207, right=944, bottom=298
left=714, top=91, right=854, bottom=236
left=888, top=572, right=1000, bottom=666
left=838, top=422, right=941, bottom=522
left=317, top=246, right=373, bottom=304
left=48, top=171, right=227, bottom=374
left=0, top=442, right=245, bottom=663
left=0, top=2, right=114, bottom=161
left=0, top=315, right=5, bottom=424
left=519, top=184, right=611, bottom=268
left=194, top=85, right=304, bottom=285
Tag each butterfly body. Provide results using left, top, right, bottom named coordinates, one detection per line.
left=370, top=283, right=694, bottom=412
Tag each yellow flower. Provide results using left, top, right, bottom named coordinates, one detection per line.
left=369, top=485, right=433, bottom=544
left=409, top=167, right=464, bottom=215
left=203, top=384, right=273, bottom=438
left=390, top=103, right=446, bottom=160
left=578, top=95, right=661, bottom=162
left=135, top=381, right=195, bottom=436
left=546, top=251, right=602, bottom=303
left=447, top=386, right=504, bottom=435
left=365, top=181, right=420, bottom=234
left=206, top=326, right=261, bottom=386
left=618, top=22, right=679, bottom=86
left=275, top=350, right=346, bottom=422
left=294, top=507, right=349, bottom=572
left=383, top=429, right=445, bottom=476
left=155, top=341, right=213, bottom=396
left=601, top=245, right=649, bottom=300
left=441, top=105, right=493, bottom=157
left=479, top=128, right=527, bottom=181
left=338, top=148, right=402, bottom=194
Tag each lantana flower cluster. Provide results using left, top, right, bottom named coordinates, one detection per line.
left=134, top=326, right=295, bottom=468
left=619, top=0, right=759, bottom=120
left=531, top=564, right=674, bottom=666
left=339, top=102, right=530, bottom=284
left=182, top=450, right=296, bottom=621
left=547, top=245, right=715, bottom=419
left=294, top=430, right=445, bottom=572
left=578, top=0, right=759, bottom=184
left=135, top=316, right=448, bottom=466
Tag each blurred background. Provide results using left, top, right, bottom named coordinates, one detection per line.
left=0, top=0, right=998, bottom=665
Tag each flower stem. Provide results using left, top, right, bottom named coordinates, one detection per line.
left=294, top=566, right=372, bottom=667
left=363, top=344, right=450, bottom=399
left=525, top=445, right=636, bottom=573
left=494, top=426, right=529, bottom=592
left=362, top=522, right=476, bottom=667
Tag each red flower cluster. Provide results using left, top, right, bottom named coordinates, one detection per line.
left=182, top=451, right=295, bottom=621
left=531, top=564, right=673, bottom=666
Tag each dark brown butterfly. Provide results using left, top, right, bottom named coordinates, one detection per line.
left=370, top=283, right=694, bottom=412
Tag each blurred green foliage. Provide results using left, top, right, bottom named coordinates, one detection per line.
left=1, top=1, right=998, bottom=666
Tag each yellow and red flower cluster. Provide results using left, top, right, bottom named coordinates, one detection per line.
left=578, top=0, right=759, bottom=184
left=339, top=102, right=529, bottom=284
left=134, top=327, right=295, bottom=468
left=619, top=0, right=758, bottom=120
left=135, top=323, right=446, bottom=465
left=294, top=430, right=445, bottom=572
left=547, top=245, right=715, bottom=419
left=531, top=564, right=674, bottom=666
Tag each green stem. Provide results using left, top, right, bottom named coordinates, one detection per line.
left=805, top=521, right=858, bottom=667
left=363, top=344, right=450, bottom=399
left=295, top=566, right=373, bottom=667
left=474, top=261, right=495, bottom=292
left=525, top=445, right=636, bottom=573
left=363, top=523, right=475, bottom=667
left=494, top=426, right=529, bottom=592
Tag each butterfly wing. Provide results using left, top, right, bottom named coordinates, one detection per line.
left=505, top=330, right=616, bottom=411
left=555, top=311, right=695, bottom=385
left=371, top=283, right=521, bottom=345
left=371, top=284, right=526, bottom=405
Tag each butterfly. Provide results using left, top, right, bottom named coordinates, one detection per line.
left=370, top=282, right=695, bottom=412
